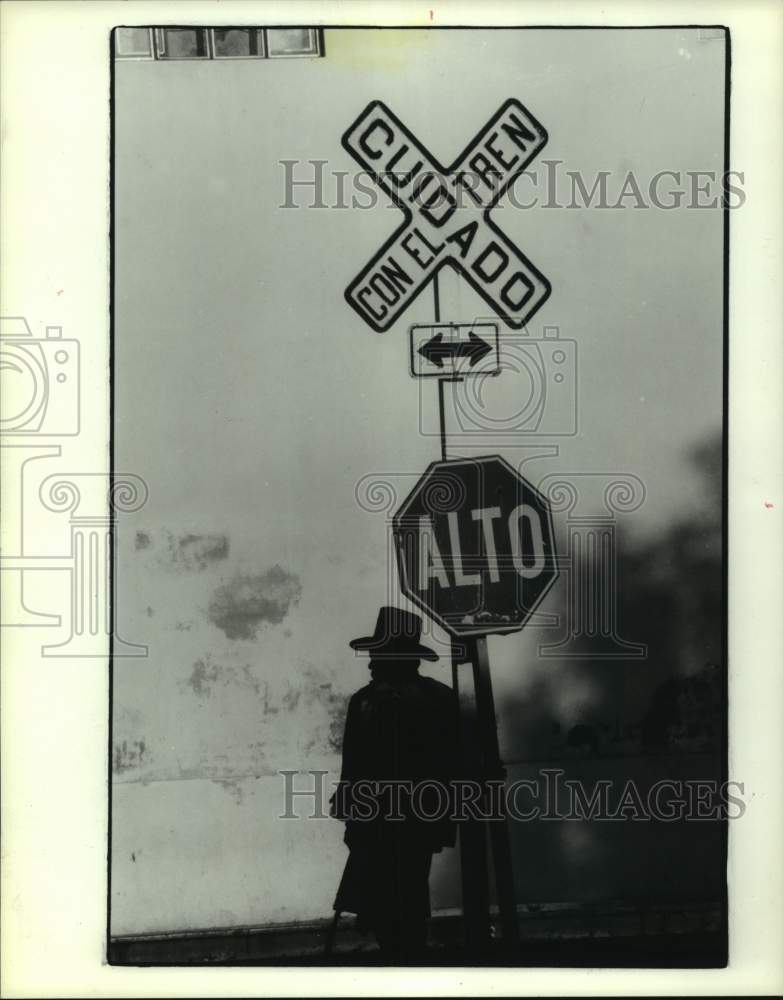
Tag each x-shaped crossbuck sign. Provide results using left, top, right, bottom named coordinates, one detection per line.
left=342, top=99, right=551, bottom=332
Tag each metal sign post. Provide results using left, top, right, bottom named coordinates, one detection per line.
left=341, top=96, right=557, bottom=959
left=449, top=633, right=522, bottom=956
left=393, top=280, right=557, bottom=957
left=431, top=280, right=495, bottom=955
left=473, top=635, right=520, bottom=953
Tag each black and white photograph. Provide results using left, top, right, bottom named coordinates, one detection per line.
left=1, top=3, right=782, bottom=995
left=109, top=22, right=731, bottom=967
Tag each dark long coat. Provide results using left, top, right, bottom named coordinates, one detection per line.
left=330, top=671, right=460, bottom=925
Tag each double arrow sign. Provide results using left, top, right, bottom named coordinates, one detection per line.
left=342, top=99, right=551, bottom=332
left=420, top=331, right=493, bottom=368
left=410, top=322, right=500, bottom=378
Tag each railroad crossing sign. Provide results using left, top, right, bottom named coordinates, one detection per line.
left=342, top=99, right=551, bottom=332
left=392, top=456, right=558, bottom=637
left=410, top=322, right=500, bottom=379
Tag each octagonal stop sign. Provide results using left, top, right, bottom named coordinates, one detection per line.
left=392, top=456, right=558, bottom=637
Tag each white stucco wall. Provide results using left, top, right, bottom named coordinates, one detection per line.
left=112, top=27, right=724, bottom=935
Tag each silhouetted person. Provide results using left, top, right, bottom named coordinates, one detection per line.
left=330, top=607, right=459, bottom=962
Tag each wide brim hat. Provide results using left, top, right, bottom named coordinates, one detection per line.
left=349, top=606, right=438, bottom=661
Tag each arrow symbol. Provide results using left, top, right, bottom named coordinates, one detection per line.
left=418, top=331, right=493, bottom=369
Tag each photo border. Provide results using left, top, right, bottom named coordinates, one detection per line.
left=107, top=19, right=730, bottom=970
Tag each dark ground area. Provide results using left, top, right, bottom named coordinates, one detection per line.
left=110, top=901, right=726, bottom=968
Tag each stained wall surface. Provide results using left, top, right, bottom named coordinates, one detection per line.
left=112, top=28, right=725, bottom=935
